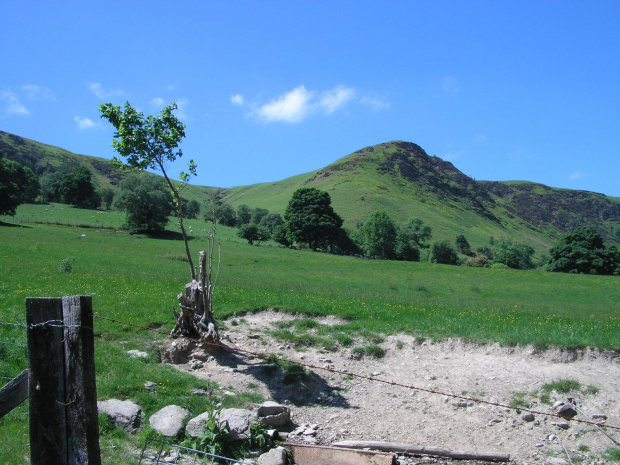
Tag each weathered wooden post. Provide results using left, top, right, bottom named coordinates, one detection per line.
left=26, top=296, right=101, bottom=465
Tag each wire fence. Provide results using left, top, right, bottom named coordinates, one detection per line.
left=138, top=438, right=252, bottom=465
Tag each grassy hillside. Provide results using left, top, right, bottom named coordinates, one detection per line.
left=3, top=131, right=619, bottom=254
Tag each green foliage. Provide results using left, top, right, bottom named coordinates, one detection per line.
left=605, top=448, right=620, bottom=462
left=456, top=234, right=473, bottom=256
left=99, top=187, right=115, bottom=210
left=39, top=172, right=64, bottom=203
left=59, top=166, right=101, bottom=208
left=547, top=226, right=620, bottom=275
left=259, top=213, right=284, bottom=232
left=542, top=379, right=581, bottom=393
left=393, top=218, right=432, bottom=261
left=492, top=239, right=535, bottom=270
left=251, top=207, right=269, bottom=225
left=185, top=199, right=201, bottom=219
left=463, top=253, right=491, bottom=267
left=284, top=187, right=345, bottom=250
left=113, top=173, right=173, bottom=233
left=236, top=204, right=252, bottom=226
left=430, top=240, right=459, bottom=265
left=272, top=224, right=291, bottom=247
left=58, top=258, right=73, bottom=273
left=360, top=210, right=397, bottom=259
left=238, top=223, right=271, bottom=245
left=212, top=202, right=236, bottom=226
left=181, top=409, right=228, bottom=456
left=509, top=392, right=529, bottom=409
left=0, top=153, right=39, bottom=215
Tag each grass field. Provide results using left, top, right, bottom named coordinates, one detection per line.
left=1, top=204, right=619, bottom=463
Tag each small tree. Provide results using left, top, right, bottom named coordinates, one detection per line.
left=251, top=207, right=269, bottom=225
left=456, top=234, right=473, bottom=256
left=113, top=173, right=173, bottom=232
left=360, top=211, right=397, bottom=259
left=430, top=241, right=459, bottom=265
left=238, top=223, right=271, bottom=245
left=236, top=204, right=252, bottom=226
left=259, top=213, right=284, bottom=232
left=547, top=227, right=619, bottom=275
left=284, top=187, right=344, bottom=250
left=99, top=188, right=115, bottom=210
left=100, top=101, right=197, bottom=278
left=211, top=202, right=236, bottom=226
left=60, top=166, right=100, bottom=208
left=493, top=239, right=535, bottom=270
left=0, top=153, right=39, bottom=215
left=185, top=199, right=201, bottom=220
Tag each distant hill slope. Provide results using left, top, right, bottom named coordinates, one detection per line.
left=0, top=130, right=211, bottom=203
left=3, top=131, right=619, bottom=252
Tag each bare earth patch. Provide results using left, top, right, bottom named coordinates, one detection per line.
left=172, top=310, right=620, bottom=464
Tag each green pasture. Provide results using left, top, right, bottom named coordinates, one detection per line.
left=1, top=204, right=619, bottom=463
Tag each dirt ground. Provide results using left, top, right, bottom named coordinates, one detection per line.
left=172, top=310, right=620, bottom=464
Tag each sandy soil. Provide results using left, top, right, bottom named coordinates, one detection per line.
left=171, top=310, right=620, bottom=464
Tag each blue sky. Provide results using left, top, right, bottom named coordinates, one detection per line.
left=2, top=1, right=619, bottom=197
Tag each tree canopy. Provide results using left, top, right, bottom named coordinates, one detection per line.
left=0, top=153, right=39, bottom=216
left=360, top=211, right=397, bottom=259
left=113, top=173, right=173, bottom=233
left=547, top=226, right=620, bottom=275
left=284, top=187, right=344, bottom=250
left=59, top=166, right=100, bottom=208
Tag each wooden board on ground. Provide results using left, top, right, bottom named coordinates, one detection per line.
left=286, top=443, right=397, bottom=465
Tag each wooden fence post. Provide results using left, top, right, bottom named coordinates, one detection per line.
left=26, top=296, right=101, bottom=465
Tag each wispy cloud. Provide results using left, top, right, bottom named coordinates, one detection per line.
left=22, top=84, right=55, bottom=100
left=88, top=82, right=124, bottom=99
left=150, top=97, right=165, bottom=109
left=361, top=95, right=390, bottom=111
left=442, top=75, right=459, bottom=95
left=230, top=94, right=244, bottom=106
left=1, top=90, right=29, bottom=116
left=173, top=98, right=189, bottom=120
left=569, top=171, right=586, bottom=180
left=239, top=85, right=357, bottom=123
left=319, top=86, right=355, bottom=114
left=475, top=134, right=489, bottom=142
left=74, top=116, right=96, bottom=130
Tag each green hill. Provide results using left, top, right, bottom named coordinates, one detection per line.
left=3, top=131, right=619, bottom=254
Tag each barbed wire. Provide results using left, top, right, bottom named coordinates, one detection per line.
left=92, top=314, right=620, bottom=433
left=0, top=321, right=27, bottom=329
left=0, top=341, right=27, bottom=348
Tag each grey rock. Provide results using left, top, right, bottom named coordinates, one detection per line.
left=546, top=458, right=569, bottom=465
left=551, top=421, right=570, bottom=430
left=185, top=411, right=214, bottom=438
left=257, top=447, right=287, bottom=465
left=522, top=412, right=535, bottom=422
left=257, top=401, right=291, bottom=427
left=98, top=399, right=144, bottom=434
left=127, top=349, right=148, bottom=358
left=218, top=408, right=257, bottom=441
left=149, top=405, right=190, bottom=437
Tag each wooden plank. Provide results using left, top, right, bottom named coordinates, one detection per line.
left=27, top=297, right=68, bottom=465
left=286, top=443, right=396, bottom=465
left=62, top=295, right=101, bottom=465
left=332, top=440, right=511, bottom=462
left=0, top=369, right=28, bottom=419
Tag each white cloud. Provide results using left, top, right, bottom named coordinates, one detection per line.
left=361, top=95, right=390, bottom=111
left=1, top=90, right=29, bottom=116
left=150, top=97, right=165, bottom=109
left=475, top=134, right=489, bottom=142
left=173, top=99, right=189, bottom=120
left=569, top=171, right=586, bottom=180
left=230, top=94, right=244, bottom=106
left=246, top=85, right=357, bottom=123
left=22, top=84, right=54, bottom=100
left=254, top=85, right=314, bottom=123
left=319, top=86, right=355, bottom=114
left=74, top=116, right=95, bottom=130
left=442, top=75, right=459, bottom=95
left=88, top=82, right=124, bottom=99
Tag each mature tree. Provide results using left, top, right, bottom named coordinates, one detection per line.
left=211, top=202, right=236, bottom=226
left=251, top=207, right=269, bottom=225
left=259, top=212, right=284, bottom=232
left=113, top=173, right=173, bottom=232
left=238, top=223, right=271, bottom=245
left=360, top=211, right=398, bottom=259
left=493, top=240, right=535, bottom=270
left=456, top=234, right=473, bottom=256
left=284, top=187, right=344, bottom=250
left=394, top=218, right=432, bottom=261
left=59, top=166, right=100, bottom=208
left=99, top=187, right=115, bottom=210
left=547, top=226, right=620, bottom=275
left=273, top=224, right=291, bottom=247
left=100, top=101, right=197, bottom=278
left=185, top=199, right=201, bottom=220
left=236, top=204, right=252, bottom=226
left=430, top=241, right=459, bottom=265
left=39, top=172, right=63, bottom=202
left=0, top=153, right=39, bottom=215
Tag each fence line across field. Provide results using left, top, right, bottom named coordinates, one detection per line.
left=93, top=313, right=620, bottom=434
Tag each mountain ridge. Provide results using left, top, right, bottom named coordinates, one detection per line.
left=2, top=131, right=619, bottom=252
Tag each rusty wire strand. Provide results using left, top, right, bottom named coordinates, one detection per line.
left=92, top=314, right=620, bottom=433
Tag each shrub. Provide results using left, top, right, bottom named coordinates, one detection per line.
left=59, top=258, right=73, bottom=273
left=430, top=241, right=459, bottom=265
